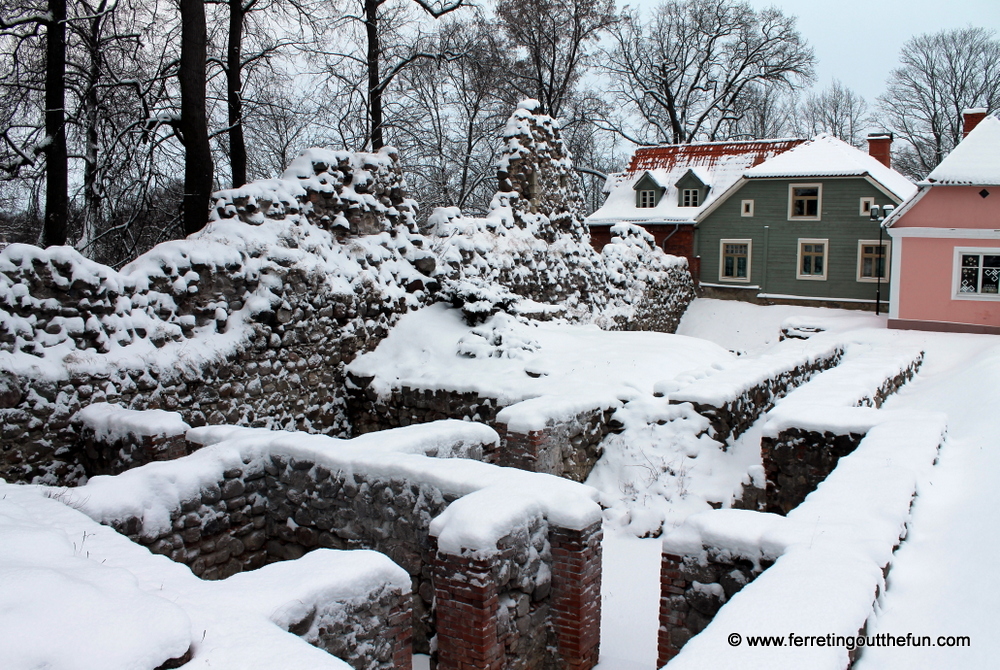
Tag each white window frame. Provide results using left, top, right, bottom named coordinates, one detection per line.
left=859, top=197, right=875, bottom=216
left=741, top=199, right=754, bottom=217
left=788, top=183, right=822, bottom=221
left=681, top=188, right=700, bottom=207
left=637, top=190, right=657, bottom=208
left=952, top=247, right=1000, bottom=300
left=857, top=239, right=890, bottom=282
left=719, top=238, right=752, bottom=283
left=797, top=238, right=829, bottom=281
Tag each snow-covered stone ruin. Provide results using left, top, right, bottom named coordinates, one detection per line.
left=1, top=101, right=692, bottom=670
left=0, top=101, right=693, bottom=488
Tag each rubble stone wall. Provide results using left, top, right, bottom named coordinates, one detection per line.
left=672, top=347, right=844, bottom=443
left=658, top=549, right=773, bottom=665
left=349, top=384, right=618, bottom=482
left=94, top=435, right=601, bottom=670
left=762, top=351, right=924, bottom=515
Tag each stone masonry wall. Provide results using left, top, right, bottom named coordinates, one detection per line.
left=494, top=406, right=619, bottom=483
left=671, top=347, right=844, bottom=444
left=761, top=351, right=924, bottom=515
left=349, top=383, right=618, bottom=483
left=0, top=145, right=437, bottom=487
left=98, top=436, right=602, bottom=670
left=658, top=550, right=774, bottom=665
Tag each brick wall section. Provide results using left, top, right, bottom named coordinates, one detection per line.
left=550, top=522, right=603, bottom=670
left=658, top=550, right=772, bottom=666
left=433, top=549, right=505, bottom=670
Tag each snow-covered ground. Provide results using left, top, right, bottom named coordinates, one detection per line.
left=596, top=298, right=1000, bottom=669
left=3, top=297, right=997, bottom=669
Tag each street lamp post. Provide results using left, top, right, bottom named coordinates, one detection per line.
left=869, top=204, right=895, bottom=316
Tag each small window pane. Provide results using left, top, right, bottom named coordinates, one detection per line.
left=960, top=267, right=979, bottom=293
left=962, top=254, right=980, bottom=268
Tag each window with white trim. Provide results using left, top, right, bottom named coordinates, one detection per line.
left=681, top=188, right=700, bottom=207
left=958, top=251, right=1000, bottom=296
left=789, top=184, right=821, bottom=220
left=859, top=197, right=875, bottom=216
left=797, top=238, right=827, bottom=280
left=857, top=240, right=889, bottom=282
left=741, top=199, right=754, bottom=217
left=720, top=239, right=751, bottom=282
left=637, top=190, right=657, bottom=208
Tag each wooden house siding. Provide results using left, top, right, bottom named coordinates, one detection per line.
left=697, top=177, right=897, bottom=302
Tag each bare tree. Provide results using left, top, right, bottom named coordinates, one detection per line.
left=723, top=84, right=798, bottom=140
left=879, top=27, right=1000, bottom=179
left=0, top=0, right=71, bottom=246
left=495, top=0, right=616, bottom=120
left=797, top=79, right=870, bottom=146
left=601, top=0, right=815, bottom=144
left=177, top=0, right=213, bottom=236
left=393, top=19, right=515, bottom=218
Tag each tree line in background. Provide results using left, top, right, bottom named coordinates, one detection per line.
left=1, top=0, right=998, bottom=266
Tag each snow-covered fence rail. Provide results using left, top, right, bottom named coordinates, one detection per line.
left=760, top=344, right=924, bottom=514
left=667, top=337, right=845, bottom=442
left=657, top=416, right=945, bottom=668
left=70, top=417, right=604, bottom=670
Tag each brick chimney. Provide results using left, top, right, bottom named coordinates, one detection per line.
left=963, top=108, right=988, bottom=137
left=867, top=133, right=893, bottom=169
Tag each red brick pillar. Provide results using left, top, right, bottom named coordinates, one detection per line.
left=550, top=521, right=603, bottom=670
left=432, top=549, right=504, bottom=670
left=658, top=552, right=690, bottom=666
left=387, top=598, right=413, bottom=670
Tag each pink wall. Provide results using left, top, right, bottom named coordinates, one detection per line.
left=897, top=237, right=1000, bottom=327
left=895, top=187, right=1000, bottom=229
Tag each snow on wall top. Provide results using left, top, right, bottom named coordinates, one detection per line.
left=744, top=133, right=917, bottom=201
left=662, top=416, right=946, bottom=670
left=925, top=114, right=1000, bottom=185
left=71, top=418, right=601, bottom=555
left=346, top=303, right=734, bottom=407
left=0, top=482, right=406, bottom=670
left=587, top=139, right=804, bottom=225
left=76, top=402, right=190, bottom=441
left=665, top=334, right=842, bottom=407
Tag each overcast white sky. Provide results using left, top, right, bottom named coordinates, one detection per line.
left=630, top=0, right=1000, bottom=104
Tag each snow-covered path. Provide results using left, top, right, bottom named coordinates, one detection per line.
left=854, top=335, right=1000, bottom=669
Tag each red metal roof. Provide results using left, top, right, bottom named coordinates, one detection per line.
left=626, top=139, right=806, bottom=175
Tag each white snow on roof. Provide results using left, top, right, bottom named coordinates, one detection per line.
left=587, top=141, right=801, bottom=225
left=746, top=134, right=917, bottom=201
left=925, top=114, right=1000, bottom=185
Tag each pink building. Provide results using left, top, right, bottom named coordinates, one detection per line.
left=885, top=110, right=1000, bottom=334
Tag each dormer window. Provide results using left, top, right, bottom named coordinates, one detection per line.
left=681, top=189, right=700, bottom=207
left=675, top=169, right=709, bottom=208
left=633, top=172, right=665, bottom=208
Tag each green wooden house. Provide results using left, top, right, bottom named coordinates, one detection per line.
left=694, top=134, right=917, bottom=308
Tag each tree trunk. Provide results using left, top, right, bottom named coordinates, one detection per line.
left=42, top=0, right=68, bottom=247
left=365, top=0, right=383, bottom=150
left=80, top=7, right=105, bottom=256
left=179, top=0, right=213, bottom=236
left=227, top=0, right=246, bottom=187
